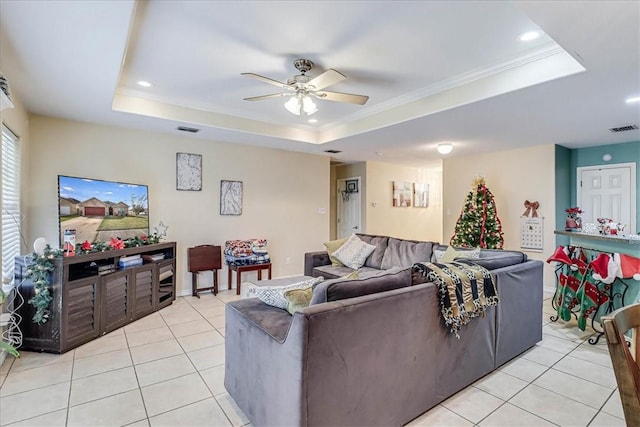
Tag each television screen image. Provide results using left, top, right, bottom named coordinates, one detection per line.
left=58, top=175, right=149, bottom=245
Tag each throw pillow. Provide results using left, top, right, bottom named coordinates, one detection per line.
left=331, top=234, right=376, bottom=270
left=437, top=246, right=480, bottom=263
left=324, top=237, right=349, bottom=267
left=284, top=286, right=314, bottom=314
left=247, top=277, right=324, bottom=310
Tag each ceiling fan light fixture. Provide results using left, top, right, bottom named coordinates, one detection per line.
left=302, top=96, right=317, bottom=115
left=284, top=93, right=317, bottom=116
left=437, top=143, right=453, bottom=154
left=284, top=96, right=301, bottom=115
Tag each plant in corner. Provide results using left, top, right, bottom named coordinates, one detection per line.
left=25, top=244, right=61, bottom=324
left=0, top=288, right=19, bottom=357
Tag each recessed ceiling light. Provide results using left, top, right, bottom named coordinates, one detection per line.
left=137, top=81, right=152, bottom=87
left=626, top=96, right=640, bottom=104
left=437, top=143, right=453, bottom=155
left=308, top=118, right=318, bottom=123
left=375, top=152, right=383, bottom=156
left=519, top=30, right=541, bottom=42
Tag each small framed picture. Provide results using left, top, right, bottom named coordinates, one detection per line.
left=346, top=179, right=359, bottom=193
left=392, top=181, right=413, bottom=207
left=414, top=183, right=429, bottom=208
left=220, top=180, right=243, bottom=215
left=176, top=153, right=202, bottom=191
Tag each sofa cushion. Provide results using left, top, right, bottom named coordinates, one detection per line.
left=310, top=267, right=410, bottom=305
left=431, top=246, right=527, bottom=270
left=324, top=237, right=348, bottom=267
left=470, top=252, right=527, bottom=270
left=380, top=238, right=434, bottom=270
left=247, top=277, right=323, bottom=309
left=312, top=265, right=379, bottom=280
left=356, top=234, right=389, bottom=269
left=331, top=234, right=376, bottom=269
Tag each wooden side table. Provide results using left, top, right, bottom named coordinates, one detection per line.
left=227, top=263, right=272, bottom=295
left=188, top=245, right=222, bottom=297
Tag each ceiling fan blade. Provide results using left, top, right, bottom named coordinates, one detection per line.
left=243, top=93, right=291, bottom=101
left=306, top=69, right=346, bottom=91
left=241, top=73, right=293, bottom=90
left=314, top=90, right=369, bottom=105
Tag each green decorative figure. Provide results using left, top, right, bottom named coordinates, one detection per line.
left=450, top=177, right=504, bottom=249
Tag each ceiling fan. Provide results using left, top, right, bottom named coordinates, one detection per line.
left=241, top=59, right=369, bottom=116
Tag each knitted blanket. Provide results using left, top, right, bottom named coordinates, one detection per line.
left=413, top=261, right=499, bottom=338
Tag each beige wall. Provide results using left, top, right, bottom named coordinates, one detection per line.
left=365, top=161, right=442, bottom=242
left=443, top=144, right=556, bottom=287
left=27, top=116, right=330, bottom=295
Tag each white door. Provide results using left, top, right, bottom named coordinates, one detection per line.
left=578, top=163, right=636, bottom=233
left=337, top=177, right=362, bottom=238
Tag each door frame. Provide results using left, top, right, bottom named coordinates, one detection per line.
left=337, top=176, right=362, bottom=238
left=576, top=162, right=636, bottom=233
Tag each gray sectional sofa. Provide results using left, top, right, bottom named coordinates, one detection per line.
left=225, top=234, right=543, bottom=426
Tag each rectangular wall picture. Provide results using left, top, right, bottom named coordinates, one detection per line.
left=392, top=181, right=413, bottom=207
left=176, top=152, right=202, bottom=191
left=414, top=183, right=429, bottom=208
left=220, top=180, right=243, bottom=215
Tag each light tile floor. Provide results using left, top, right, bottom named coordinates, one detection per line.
left=0, top=290, right=626, bottom=426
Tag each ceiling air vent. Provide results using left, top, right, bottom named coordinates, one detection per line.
left=177, top=126, right=200, bottom=133
left=608, top=124, right=638, bottom=133
left=324, top=149, right=342, bottom=154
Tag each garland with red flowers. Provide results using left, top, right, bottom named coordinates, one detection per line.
left=27, top=234, right=162, bottom=324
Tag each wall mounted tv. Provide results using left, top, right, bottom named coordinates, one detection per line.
left=57, top=175, right=149, bottom=246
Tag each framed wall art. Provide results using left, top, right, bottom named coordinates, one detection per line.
left=414, top=183, right=429, bottom=207
left=345, top=179, right=359, bottom=193
left=176, top=152, right=202, bottom=191
left=392, top=181, right=413, bottom=207
left=220, top=180, right=243, bottom=215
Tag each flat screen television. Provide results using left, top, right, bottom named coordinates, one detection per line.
left=57, top=175, right=149, bottom=246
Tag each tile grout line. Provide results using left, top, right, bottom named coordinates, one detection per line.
left=141, top=297, right=232, bottom=425
left=183, top=295, right=238, bottom=426
left=64, top=353, right=76, bottom=426
left=124, top=319, right=152, bottom=427
left=502, top=333, right=613, bottom=424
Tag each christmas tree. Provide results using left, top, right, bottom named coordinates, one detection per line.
left=450, top=177, right=504, bottom=249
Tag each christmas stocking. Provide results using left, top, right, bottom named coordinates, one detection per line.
left=555, top=273, right=567, bottom=317
left=561, top=274, right=582, bottom=321
left=577, top=281, right=600, bottom=331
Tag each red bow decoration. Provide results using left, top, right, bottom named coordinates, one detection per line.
left=522, top=200, right=540, bottom=217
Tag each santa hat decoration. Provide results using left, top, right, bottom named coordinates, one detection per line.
left=589, top=253, right=618, bottom=284
left=547, top=246, right=572, bottom=265
left=614, top=253, right=640, bottom=280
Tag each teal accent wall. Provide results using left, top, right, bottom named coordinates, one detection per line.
left=569, top=141, right=640, bottom=232
left=555, top=145, right=571, bottom=247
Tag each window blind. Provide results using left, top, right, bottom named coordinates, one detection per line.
left=2, top=125, right=20, bottom=286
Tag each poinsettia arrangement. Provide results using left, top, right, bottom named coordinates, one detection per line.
left=75, top=234, right=160, bottom=254
left=565, top=207, right=583, bottom=216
